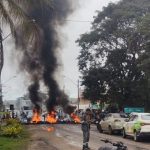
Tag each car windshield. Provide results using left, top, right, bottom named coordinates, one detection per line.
left=141, top=114, right=150, bottom=120
left=112, top=113, right=128, bottom=118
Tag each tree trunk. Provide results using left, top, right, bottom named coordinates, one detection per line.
left=0, top=29, right=4, bottom=111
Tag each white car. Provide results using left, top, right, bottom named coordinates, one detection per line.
left=122, top=113, right=150, bottom=141
left=98, top=113, right=128, bottom=134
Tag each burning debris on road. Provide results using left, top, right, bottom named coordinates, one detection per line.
left=15, top=0, right=77, bottom=115
left=30, top=109, right=81, bottom=124
left=71, top=113, right=81, bottom=123
left=46, top=111, right=57, bottom=124
left=32, top=108, right=42, bottom=123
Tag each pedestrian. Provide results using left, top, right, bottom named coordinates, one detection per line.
left=81, top=108, right=92, bottom=150
left=20, top=111, right=26, bottom=122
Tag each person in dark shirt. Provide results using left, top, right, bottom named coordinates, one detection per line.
left=81, top=108, right=92, bottom=150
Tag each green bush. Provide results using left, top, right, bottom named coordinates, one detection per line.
left=1, top=125, right=23, bottom=137
left=1, top=119, right=23, bottom=137
left=6, top=118, right=20, bottom=125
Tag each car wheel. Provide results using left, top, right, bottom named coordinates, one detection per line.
left=134, top=131, right=140, bottom=142
left=122, top=128, right=126, bottom=138
left=97, top=124, right=103, bottom=133
left=108, top=126, right=113, bottom=135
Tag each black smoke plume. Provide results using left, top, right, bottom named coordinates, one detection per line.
left=28, top=80, right=41, bottom=112
left=16, top=0, right=76, bottom=113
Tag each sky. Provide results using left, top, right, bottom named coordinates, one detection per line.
left=2, top=0, right=118, bottom=100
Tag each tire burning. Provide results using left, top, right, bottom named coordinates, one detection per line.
left=32, top=108, right=42, bottom=123
left=71, top=113, right=81, bottom=123
left=46, top=111, right=57, bottom=124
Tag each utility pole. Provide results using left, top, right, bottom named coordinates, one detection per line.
left=63, top=75, right=80, bottom=113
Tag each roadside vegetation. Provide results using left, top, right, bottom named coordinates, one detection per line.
left=77, top=0, right=150, bottom=111
left=0, top=118, right=29, bottom=150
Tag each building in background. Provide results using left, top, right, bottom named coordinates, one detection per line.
left=70, top=97, right=90, bottom=110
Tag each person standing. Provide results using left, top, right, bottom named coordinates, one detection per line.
left=81, top=108, right=92, bottom=150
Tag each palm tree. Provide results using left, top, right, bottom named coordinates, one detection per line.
left=0, top=29, right=3, bottom=110
left=0, top=0, right=51, bottom=110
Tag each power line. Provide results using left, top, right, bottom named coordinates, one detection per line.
left=2, top=33, right=11, bottom=41
left=1, top=20, right=92, bottom=42
left=65, top=19, right=92, bottom=23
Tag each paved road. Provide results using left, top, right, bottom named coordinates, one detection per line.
left=27, top=124, right=150, bottom=150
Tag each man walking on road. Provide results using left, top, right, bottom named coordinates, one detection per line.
left=81, top=108, right=92, bottom=150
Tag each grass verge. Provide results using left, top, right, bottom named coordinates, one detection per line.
left=0, top=126, right=29, bottom=150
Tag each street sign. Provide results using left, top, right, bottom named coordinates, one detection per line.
left=124, top=107, right=144, bottom=113
left=91, top=104, right=100, bottom=109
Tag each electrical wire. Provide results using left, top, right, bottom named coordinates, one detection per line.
left=65, top=19, right=92, bottom=23
left=2, top=19, right=92, bottom=41
left=2, top=33, right=11, bottom=41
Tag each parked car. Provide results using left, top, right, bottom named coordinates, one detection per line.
left=98, top=113, right=128, bottom=134
left=122, top=113, right=150, bottom=141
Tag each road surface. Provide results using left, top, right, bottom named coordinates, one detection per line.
left=27, top=124, right=150, bottom=150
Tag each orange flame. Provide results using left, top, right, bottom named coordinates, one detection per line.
left=32, top=110, right=41, bottom=123
left=71, top=113, right=81, bottom=123
left=46, top=111, right=57, bottom=124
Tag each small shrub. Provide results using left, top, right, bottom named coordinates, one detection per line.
left=1, top=119, right=23, bottom=137
left=1, top=125, right=23, bottom=137
left=6, top=118, right=20, bottom=125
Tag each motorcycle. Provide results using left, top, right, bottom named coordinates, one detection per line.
left=98, top=139, right=128, bottom=150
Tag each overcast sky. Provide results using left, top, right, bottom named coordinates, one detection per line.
left=2, top=0, right=119, bottom=100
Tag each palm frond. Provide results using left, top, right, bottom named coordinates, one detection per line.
left=0, top=0, right=52, bottom=50
left=12, top=0, right=53, bottom=9
left=21, top=20, right=42, bottom=50
left=5, top=0, right=42, bottom=49
left=0, top=1, right=16, bottom=37
left=6, top=0, right=28, bottom=24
